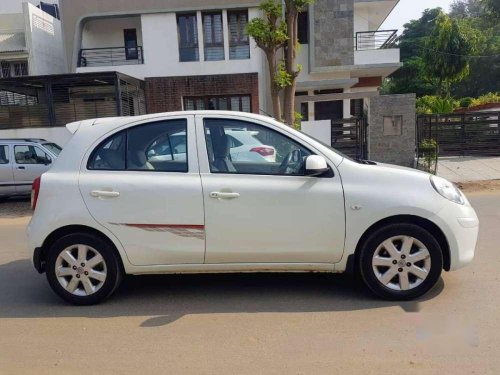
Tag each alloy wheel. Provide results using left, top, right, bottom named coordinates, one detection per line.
left=55, top=244, right=107, bottom=297
left=371, top=235, right=431, bottom=291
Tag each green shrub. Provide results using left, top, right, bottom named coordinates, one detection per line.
left=416, top=96, right=458, bottom=114
left=470, top=92, right=500, bottom=107
left=459, top=97, right=473, bottom=108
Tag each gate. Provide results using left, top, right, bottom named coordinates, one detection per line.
left=331, top=117, right=368, bottom=160
left=417, top=111, right=500, bottom=157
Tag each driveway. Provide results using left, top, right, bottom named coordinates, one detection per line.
left=438, top=156, right=500, bottom=182
left=0, top=192, right=499, bottom=374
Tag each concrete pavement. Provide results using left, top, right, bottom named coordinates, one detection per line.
left=438, top=156, right=500, bottom=182
left=0, top=192, right=499, bottom=374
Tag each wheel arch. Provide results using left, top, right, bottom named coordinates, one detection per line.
left=37, top=225, right=125, bottom=274
left=347, top=215, right=451, bottom=274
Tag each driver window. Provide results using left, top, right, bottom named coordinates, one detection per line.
left=204, top=118, right=311, bottom=175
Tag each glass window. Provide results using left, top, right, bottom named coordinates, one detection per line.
left=204, top=118, right=312, bottom=175
left=228, top=10, right=250, bottom=59
left=184, top=95, right=251, bottom=112
left=203, top=12, right=224, bottom=61
left=177, top=13, right=199, bottom=62
left=42, top=142, right=62, bottom=156
left=298, top=11, right=309, bottom=44
left=14, top=145, right=51, bottom=165
left=0, top=145, right=8, bottom=164
left=88, top=120, right=188, bottom=172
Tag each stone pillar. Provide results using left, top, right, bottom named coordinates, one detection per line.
left=368, top=94, right=416, bottom=167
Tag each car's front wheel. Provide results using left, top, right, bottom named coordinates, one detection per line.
left=358, top=223, right=443, bottom=300
left=46, top=233, right=123, bottom=305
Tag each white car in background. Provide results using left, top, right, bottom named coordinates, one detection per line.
left=27, top=111, right=478, bottom=305
left=148, top=129, right=276, bottom=164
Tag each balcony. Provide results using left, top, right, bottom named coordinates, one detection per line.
left=355, top=30, right=397, bottom=51
left=78, top=46, right=144, bottom=67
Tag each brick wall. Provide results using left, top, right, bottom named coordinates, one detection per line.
left=145, top=73, right=259, bottom=114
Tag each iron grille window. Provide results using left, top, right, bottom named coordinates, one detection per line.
left=184, top=95, right=251, bottom=112
left=177, top=13, right=199, bottom=62
left=203, top=12, right=224, bottom=61
left=0, top=61, right=28, bottom=78
left=14, top=62, right=28, bottom=76
left=228, top=10, right=250, bottom=59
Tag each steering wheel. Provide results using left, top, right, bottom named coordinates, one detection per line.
left=278, top=149, right=303, bottom=175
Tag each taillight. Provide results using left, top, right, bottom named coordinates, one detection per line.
left=31, top=176, right=41, bottom=210
left=250, top=146, right=275, bottom=157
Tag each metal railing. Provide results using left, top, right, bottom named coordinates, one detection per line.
left=355, top=30, right=397, bottom=51
left=78, top=46, right=144, bottom=67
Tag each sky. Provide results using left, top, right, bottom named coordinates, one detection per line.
left=381, top=0, right=455, bottom=33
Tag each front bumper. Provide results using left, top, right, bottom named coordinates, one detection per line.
left=429, top=201, right=479, bottom=271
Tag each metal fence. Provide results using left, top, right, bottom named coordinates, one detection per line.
left=416, top=111, right=500, bottom=157
left=78, top=47, right=144, bottom=67
left=331, top=117, right=368, bottom=160
left=0, top=72, right=146, bottom=129
left=355, top=30, right=397, bottom=51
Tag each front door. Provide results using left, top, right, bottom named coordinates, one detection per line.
left=13, top=144, right=52, bottom=194
left=196, top=115, right=345, bottom=264
left=78, top=116, right=205, bottom=266
left=0, top=145, right=14, bottom=196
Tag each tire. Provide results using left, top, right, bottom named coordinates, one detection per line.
left=46, top=233, right=123, bottom=305
left=358, top=223, right=443, bottom=300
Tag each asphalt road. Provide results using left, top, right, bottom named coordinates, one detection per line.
left=0, top=192, right=499, bottom=374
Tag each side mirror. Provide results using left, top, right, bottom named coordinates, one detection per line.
left=305, top=155, right=329, bottom=177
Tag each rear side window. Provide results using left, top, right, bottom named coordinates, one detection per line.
left=88, top=119, right=188, bottom=172
left=0, top=145, right=8, bottom=164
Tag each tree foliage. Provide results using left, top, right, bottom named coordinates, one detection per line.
left=423, top=11, right=480, bottom=95
left=386, top=2, right=499, bottom=98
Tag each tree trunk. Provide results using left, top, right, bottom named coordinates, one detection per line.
left=265, top=50, right=282, bottom=121
left=283, top=7, right=299, bottom=126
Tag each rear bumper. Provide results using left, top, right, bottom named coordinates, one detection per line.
left=33, top=247, right=45, bottom=273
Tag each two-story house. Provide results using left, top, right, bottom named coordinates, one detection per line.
left=0, top=0, right=65, bottom=79
left=58, top=0, right=400, bottom=123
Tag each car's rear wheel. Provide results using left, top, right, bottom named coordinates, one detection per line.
left=358, top=223, right=443, bottom=300
left=46, top=233, right=123, bottom=305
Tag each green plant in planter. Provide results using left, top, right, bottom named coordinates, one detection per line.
left=419, top=138, right=438, bottom=174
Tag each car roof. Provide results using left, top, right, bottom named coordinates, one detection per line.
left=66, top=111, right=284, bottom=134
left=0, top=138, right=47, bottom=143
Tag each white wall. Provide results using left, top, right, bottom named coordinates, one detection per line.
left=301, top=120, right=331, bottom=145
left=354, top=48, right=399, bottom=65
left=82, top=17, right=143, bottom=49
left=0, top=127, right=72, bottom=147
left=24, top=2, right=66, bottom=74
left=0, top=0, right=43, bottom=14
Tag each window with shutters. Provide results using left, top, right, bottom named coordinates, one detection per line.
left=228, top=10, right=250, bottom=60
left=177, top=13, right=199, bottom=62
left=203, top=12, right=224, bottom=61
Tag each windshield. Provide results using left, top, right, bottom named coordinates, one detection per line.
left=42, top=142, right=62, bottom=156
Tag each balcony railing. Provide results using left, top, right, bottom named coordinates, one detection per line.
left=78, top=46, right=144, bottom=67
left=355, top=30, right=397, bottom=51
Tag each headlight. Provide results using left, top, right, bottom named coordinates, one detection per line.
left=430, top=176, right=465, bottom=205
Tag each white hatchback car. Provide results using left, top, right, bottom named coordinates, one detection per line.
left=27, top=111, right=479, bottom=305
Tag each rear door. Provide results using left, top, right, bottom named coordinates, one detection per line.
left=78, top=115, right=205, bottom=266
left=13, top=144, right=52, bottom=194
left=0, top=145, right=14, bottom=196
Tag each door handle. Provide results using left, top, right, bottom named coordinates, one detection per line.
left=210, top=192, right=240, bottom=199
left=17, top=166, right=25, bottom=170
left=90, top=190, right=120, bottom=198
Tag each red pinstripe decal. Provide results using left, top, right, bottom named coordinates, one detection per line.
left=123, top=224, right=204, bottom=230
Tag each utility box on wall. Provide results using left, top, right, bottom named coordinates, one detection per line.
left=369, top=94, right=416, bottom=167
